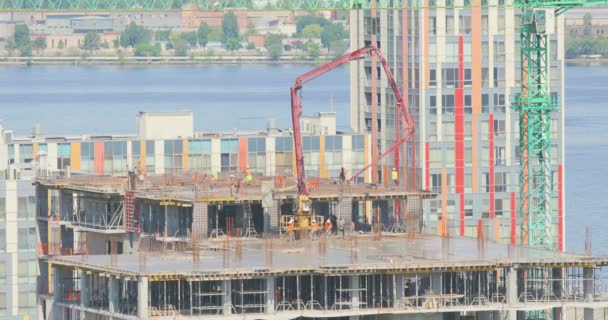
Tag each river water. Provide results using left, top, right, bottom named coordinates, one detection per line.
left=0, top=64, right=604, bottom=254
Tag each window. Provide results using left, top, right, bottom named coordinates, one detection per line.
left=465, top=199, right=473, bottom=218
left=431, top=173, right=442, bottom=193
left=18, top=227, right=36, bottom=251
left=445, top=15, right=454, bottom=35
left=19, top=291, right=36, bottom=309
left=18, top=259, right=36, bottom=283
left=494, top=67, right=506, bottom=87
left=442, top=68, right=458, bottom=88
left=275, top=137, right=293, bottom=176
left=429, top=16, right=437, bottom=35
left=324, top=136, right=343, bottom=178
left=0, top=230, right=4, bottom=253
left=429, top=200, right=440, bottom=221
left=443, top=122, right=454, bottom=141
left=494, top=93, right=506, bottom=113
left=446, top=148, right=455, bottom=167
left=188, top=140, right=212, bottom=173
left=429, top=148, right=442, bottom=167
left=442, top=94, right=455, bottom=114
left=220, top=139, right=238, bottom=173
left=464, top=95, right=472, bottom=114
left=430, top=96, right=437, bottom=115
left=164, top=140, right=184, bottom=175
left=57, top=143, right=71, bottom=170
left=81, top=142, right=95, bottom=173
left=19, top=144, right=33, bottom=170
left=464, top=121, right=472, bottom=141
left=132, top=141, right=141, bottom=171
left=17, top=196, right=35, bottom=221
left=302, top=136, right=320, bottom=177
left=429, top=69, right=437, bottom=87
left=494, top=119, right=506, bottom=138
left=459, top=15, right=472, bottom=35
left=464, top=174, right=472, bottom=193
left=495, top=172, right=507, bottom=192
left=495, top=199, right=504, bottom=217
left=8, top=145, right=15, bottom=165
left=429, top=122, right=437, bottom=141
left=495, top=146, right=506, bottom=166
left=146, top=141, right=155, bottom=174
left=482, top=94, right=490, bottom=114
left=248, top=138, right=266, bottom=174
left=464, top=68, right=472, bottom=86
left=465, top=146, right=472, bottom=166
left=104, top=141, right=127, bottom=175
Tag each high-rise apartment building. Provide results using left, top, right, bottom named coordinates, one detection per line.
left=0, top=127, right=41, bottom=320
left=350, top=3, right=566, bottom=249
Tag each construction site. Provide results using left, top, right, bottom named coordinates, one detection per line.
left=10, top=0, right=608, bottom=318
left=34, top=171, right=608, bottom=320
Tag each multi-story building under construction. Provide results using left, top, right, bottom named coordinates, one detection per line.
left=350, top=2, right=566, bottom=249
left=25, top=112, right=608, bottom=320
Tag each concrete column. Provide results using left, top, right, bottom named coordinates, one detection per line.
left=52, top=267, right=63, bottom=320
left=261, top=182, right=277, bottom=234
left=265, top=277, right=275, bottom=314
left=193, top=202, right=208, bottom=240
left=351, top=275, right=360, bottom=310
left=583, top=267, right=595, bottom=320
left=430, top=272, right=441, bottom=295
left=583, top=267, right=594, bottom=301
left=137, top=276, right=148, bottom=319
left=507, top=267, right=518, bottom=307
left=222, top=280, right=232, bottom=315
left=80, top=272, right=89, bottom=308
left=393, top=274, right=404, bottom=307
left=552, top=268, right=564, bottom=320
left=108, top=276, right=119, bottom=313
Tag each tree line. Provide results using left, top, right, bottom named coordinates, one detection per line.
left=566, top=13, right=608, bottom=59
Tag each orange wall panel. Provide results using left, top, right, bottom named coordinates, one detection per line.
left=238, top=138, right=248, bottom=172
left=94, top=142, right=104, bottom=175
left=70, top=143, right=81, bottom=171
left=33, top=143, right=39, bottom=159
left=320, top=136, right=328, bottom=178
left=182, top=140, right=189, bottom=171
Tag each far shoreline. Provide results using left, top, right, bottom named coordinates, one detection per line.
left=0, top=55, right=335, bottom=66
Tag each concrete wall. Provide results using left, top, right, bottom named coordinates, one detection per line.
left=137, top=111, right=194, bottom=140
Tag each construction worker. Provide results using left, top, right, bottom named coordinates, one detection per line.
left=391, top=167, right=398, bottom=187
left=287, top=217, right=295, bottom=241
left=338, top=218, right=345, bottom=238
left=310, top=218, right=319, bottom=240
left=245, top=167, right=253, bottom=184
left=324, top=218, right=332, bottom=237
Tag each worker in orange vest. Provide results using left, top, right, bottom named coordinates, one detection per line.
left=324, top=218, right=332, bottom=237
left=287, top=218, right=295, bottom=241
left=310, top=218, right=319, bottom=241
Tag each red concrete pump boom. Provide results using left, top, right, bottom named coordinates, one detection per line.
left=291, top=45, right=415, bottom=199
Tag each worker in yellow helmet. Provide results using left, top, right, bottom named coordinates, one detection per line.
left=391, top=167, right=398, bottom=187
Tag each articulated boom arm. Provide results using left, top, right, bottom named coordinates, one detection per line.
left=291, top=45, right=415, bottom=196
